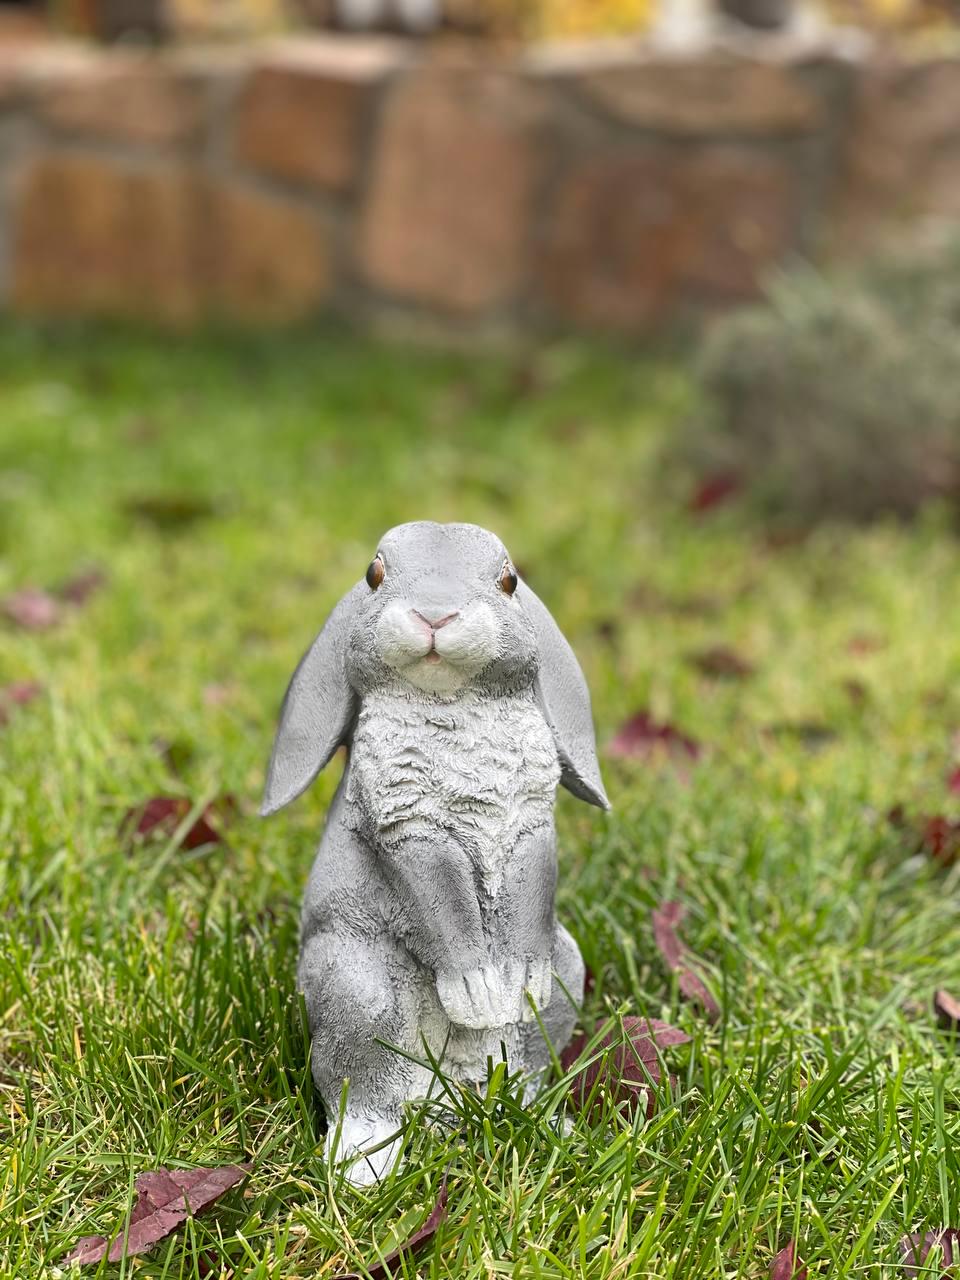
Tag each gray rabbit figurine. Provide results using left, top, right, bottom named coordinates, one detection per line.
left=261, top=522, right=608, bottom=1185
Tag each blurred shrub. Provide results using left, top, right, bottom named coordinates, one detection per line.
left=445, top=0, right=651, bottom=36
left=680, top=243, right=960, bottom=524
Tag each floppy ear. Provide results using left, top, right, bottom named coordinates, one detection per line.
left=260, top=583, right=363, bottom=817
left=519, top=579, right=610, bottom=810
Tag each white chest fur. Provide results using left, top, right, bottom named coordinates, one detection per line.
left=347, top=687, right=560, bottom=894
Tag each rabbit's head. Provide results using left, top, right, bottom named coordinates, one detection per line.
left=261, top=521, right=608, bottom=815
left=346, top=522, right=536, bottom=697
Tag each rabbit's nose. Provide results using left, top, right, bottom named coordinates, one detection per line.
left=412, top=608, right=459, bottom=631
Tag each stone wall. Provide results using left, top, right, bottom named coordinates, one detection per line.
left=0, top=31, right=957, bottom=336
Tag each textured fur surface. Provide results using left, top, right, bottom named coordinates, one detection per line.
left=349, top=688, right=559, bottom=894
left=262, top=522, right=608, bottom=1186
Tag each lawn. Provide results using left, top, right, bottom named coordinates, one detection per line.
left=2, top=323, right=959, bottom=1279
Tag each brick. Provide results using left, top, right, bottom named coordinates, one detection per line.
left=575, top=55, right=824, bottom=136
left=537, top=144, right=796, bottom=332
left=235, top=36, right=407, bottom=191
left=359, top=69, right=540, bottom=312
left=12, top=154, right=330, bottom=324
left=32, top=55, right=208, bottom=147
left=831, top=58, right=960, bottom=252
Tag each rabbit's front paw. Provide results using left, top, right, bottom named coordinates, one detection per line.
left=520, top=957, right=553, bottom=1021
left=436, top=965, right=506, bottom=1030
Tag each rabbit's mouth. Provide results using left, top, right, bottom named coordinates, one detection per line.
left=375, top=599, right=500, bottom=693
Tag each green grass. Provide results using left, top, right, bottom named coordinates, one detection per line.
left=1, top=323, right=959, bottom=1279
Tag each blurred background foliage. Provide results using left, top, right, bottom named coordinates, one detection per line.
left=57, top=0, right=960, bottom=45
left=674, top=237, right=960, bottom=527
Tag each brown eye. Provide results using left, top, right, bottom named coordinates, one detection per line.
left=498, top=562, right=518, bottom=596
left=366, top=556, right=385, bottom=590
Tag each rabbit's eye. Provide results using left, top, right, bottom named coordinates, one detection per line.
left=498, top=562, right=518, bottom=596
left=366, top=556, right=385, bottom=590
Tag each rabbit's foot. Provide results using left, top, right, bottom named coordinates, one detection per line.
left=328, top=1112, right=403, bottom=1188
left=498, top=956, right=552, bottom=1023
left=521, top=957, right=553, bottom=1021
left=436, top=964, right=510, bottom=1030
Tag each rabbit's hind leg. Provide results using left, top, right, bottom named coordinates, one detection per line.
left=520, top=922, right=585, bottom=1090
left=299, top=928, right=432, bottom=1186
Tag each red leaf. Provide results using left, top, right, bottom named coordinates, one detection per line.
left=0, top=681, right=44, bottom=727
left=847, top=633, right=885, bottom=655
left=608, top=712, right=702, bottom=764
left=651, top=902, right=720, bottom=1022
left=561, top=1017, right=690, bottom=1119
left=688, top=646, right=754, bottom=680
left=947, top=768, right=960, bottom=795
left=338, top=1180, right=448, bottom=1280
left=900, top=1228, right=960, bottom=1278
left=58, top=566, right=106, bottom=606
left=121, top=796, right=234, bottom=851
left=770, top=1241, right=807, bottom=1280
left=5, top=680, right=43, bottom=706
left=842, top=678, right=869, bottom=706
left=934, top=989, right=960, bottom=1037
left=3, top=587, right=61, bottom=630
left=920, top=815, right=960, bottom=866
left=689, top=471, right=741, bottom=514
left=63, top=1163, right=251, bottom=1264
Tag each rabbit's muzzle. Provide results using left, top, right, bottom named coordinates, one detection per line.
left=375, top=599, right=498, bottom=694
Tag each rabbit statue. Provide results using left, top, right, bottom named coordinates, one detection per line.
left=261, top=522, right=608, bottom=1185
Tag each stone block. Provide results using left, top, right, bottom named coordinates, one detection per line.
left=32, top=55, right=208, bottom=148
left=12, top=154, right=330, bottom=324
left=234, top=36, right=407, bottom=191
left=831, top=58, right=960, bottom=252
left=536, top=144, right=796, bottom=331
left=359, top=69, right=540, bottom=313
left=208, top=180, right=332, bottom=320
left=575, top=54, right=825, bottom=136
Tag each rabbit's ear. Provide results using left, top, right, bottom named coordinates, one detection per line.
left=520, top=580, right=610, bottom=810
left=260, top=584, right=363, bottom=817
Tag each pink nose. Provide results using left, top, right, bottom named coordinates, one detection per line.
left=412, top=609, right=459, bottom=631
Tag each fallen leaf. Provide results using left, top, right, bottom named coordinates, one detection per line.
left=689, top=471, right=741, bottom=514
left=919, top=815, right=960, bottom=867
left=125, top=493, right=216, bottom=530
left=64, top=1164, right=250, bottom=1265
left=948, top=767, right=960, bottom=795
left=3, top=587, right=60, bottom=630
left=765, top=721, right=838, bottom=750
left=627, top=583, right=723, bottom=619
left=339, top=1180, right=448, bottom=1280
left=847, top=633, right=885, bottom=656
left=842, top=678, right=869, bottom=706
left=0, top=681, right=44, bottom=727
left=651, top=902, right=721, bottom=1021
left=2, top=680, right=43, bottom=707
left=770, top=1241, right=807, bottom=1279
left=888, top=809, right=960, bottom=867
left=934, top=989, right=960, bottom=1037
left=763, top=528, right=808, bottom=551
left=121, top=796, right=235, bottom=851
left=561, top=1016, right=690, bottom=1119
left=900, top=1228, right=960, bottom=1278
left=58, top=566, right=106, bottom=606
left=607, top=712, right=702, bottom=765
left=688, top=646, right=754, bottom=679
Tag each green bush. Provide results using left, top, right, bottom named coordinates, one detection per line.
left=683, top=245, right=960, bottom=524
